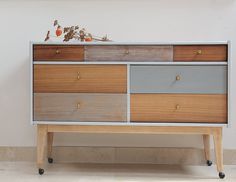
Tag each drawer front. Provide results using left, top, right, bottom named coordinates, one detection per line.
left=130, top=65, right=227, bottom=94
left=174, top=45, right=227, bottom=62
left=34, top=65, right=127, bottom=93
left=85, top=45, right=173, bottom=62
left=34, top=93, right=127, bottom=122
left=131, top=94, right=227, bottom=123
left=33, top=45, right=84, bottom=61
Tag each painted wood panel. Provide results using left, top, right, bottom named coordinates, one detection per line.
left=173, top=45, right=227, bottom=62
left=34, top=64, right=127, bottom=93
left=85, top=45, right=173, bottom=62
left=34, top=45, right=84, bottom=61
left=131, top=94, right=227, bottom=123
left=130, top=65, right=227, bottom=94
left=34, top=93, right=127, bottom=122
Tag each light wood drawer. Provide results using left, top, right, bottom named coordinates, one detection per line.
left=85, top=45, right=173, bottom=62
left=33, top=45, right=84, bottom=61
left=130, top=65, right=227, bottom=94
left=34, top=93, right=127, bottom=122
left=131, top=94, right=227, bottom=123
left=173, top=45, right=227, bottom=62
left=34, top=65, right=127, bottom=93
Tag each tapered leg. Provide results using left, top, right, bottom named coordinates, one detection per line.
left=212, top=127, right=225, bottom=179
left=37, top=124, right=48, bottom=175
left=203, top=134, right=212, bottom=166
left=47, top=132, right=54, bottom=163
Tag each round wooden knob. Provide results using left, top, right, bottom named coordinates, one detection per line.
left=125, top=50, right=129, bottom=54
left=176, top=75, right=181, bottom=81
left=55, top=49, right=60, bottom=54
left=196, top=50, right=202, bottom=55
left=176, top=104, right=180, bottom=110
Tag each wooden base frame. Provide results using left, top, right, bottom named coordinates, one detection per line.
left=36, top=124, right=225, bottom=178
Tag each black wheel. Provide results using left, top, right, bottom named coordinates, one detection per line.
left=38, top=168, right=44, bottom=175
left=219, top=172, right=225, bottom=179
left=48, top=157, right=53, bottom=164
left=206, top=160, right=212, bottom=166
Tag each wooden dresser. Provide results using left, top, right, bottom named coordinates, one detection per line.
left=31, top=42, right=229, bottom=178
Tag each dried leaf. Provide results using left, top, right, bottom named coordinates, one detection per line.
left=64, top=27, right=70, bottom=33
left=44, top=31, right=50, bottom=41
left=54, top=20, right=58, bottom=26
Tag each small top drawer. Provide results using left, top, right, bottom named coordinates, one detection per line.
left=85, top=45, right=173, bottom=62
left=130, top=65, right=227, bottom=94
left=173, top=45, right=227, bottom=62
left=33, top=45, right=84, bottom=61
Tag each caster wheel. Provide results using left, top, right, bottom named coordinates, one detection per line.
left=38, top=168, right=44, bottom=175
left=206, top=160, right=212, bottom=166
left=219, top=172, right=225, bottom=179
left=48, top=157, right=53, bottom=164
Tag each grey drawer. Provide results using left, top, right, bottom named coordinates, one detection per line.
left=85, top=45, right=173, bottom=62
left=130, top=65, right=227, bottom=94
left=34, top=93, right=127, bottom=122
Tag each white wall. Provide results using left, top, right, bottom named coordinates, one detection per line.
left=0, top=0, right=235, bottom=149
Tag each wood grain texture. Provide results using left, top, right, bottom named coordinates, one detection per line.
left=47, top=132, right=53, bottom=158
left=33, top=45, right=84, bottom=61
left=213, top=127, right=223, bottom=172
left=203, top=134, right=211, bottom=161
left=37, top=125, right=47, bottom=168
left=33, top=64, right=127, bottom=93
left=85, top=45, right=173, bottom=61
left=47, top=124, right=221, bottom=135
left=130, top=65, right=227, bottom=94
left=173, top=45, right=227, bottom=62
left=131, top=94, right=227, bottom=123
left=34, top=93, right=127, bottom=122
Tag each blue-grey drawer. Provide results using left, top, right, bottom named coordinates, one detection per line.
left=130, top=65, right=227, bottom=94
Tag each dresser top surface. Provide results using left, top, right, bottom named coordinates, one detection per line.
left=31, top=41, right=229, bottom=46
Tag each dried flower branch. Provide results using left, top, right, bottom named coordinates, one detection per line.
left=44, top=20, right=111, bottom=42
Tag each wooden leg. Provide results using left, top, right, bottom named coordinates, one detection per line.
left=203, top=134, right=212, bottom=166
left=212, top=127, right=225, bottom=179
left=37, top=124, right=48, bottom=175
left=47, top=132, right=54, bottom=163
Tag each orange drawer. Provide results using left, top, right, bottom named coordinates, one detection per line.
left=33, top=45, right=84, bottom=61
left=131, top=94, right=227, bottom=123
left=34, top=65, right=127, bottom=93
left=173, top=45, right=227, bottom=62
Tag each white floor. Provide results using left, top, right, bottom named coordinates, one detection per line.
left=0, top=162, right=235, bottom=182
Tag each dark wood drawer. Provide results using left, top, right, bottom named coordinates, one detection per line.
left=173, top=45, right=227, bottom=62
left=85, top=45, right=173, bottom=62
left=131, top=94, right=227, bottom=123
left=34, top=93, right=127, bottom=122
left=33, top=45, right=84, bottom=61
left=34, top=64, right=127, bottom=93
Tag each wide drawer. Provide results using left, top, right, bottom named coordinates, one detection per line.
left=33, top=45, right=84, bottom=61
left=34, top=65, right=127, bottom=93
left=130, top=65, right=227, bottom=94
left=173, top=45, right=227, bottom=62
left=131, top=94, right=227, bottom=123
left=85, top=45, right=173, bottom=62
left=34, top=93, right=127, bottom=122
